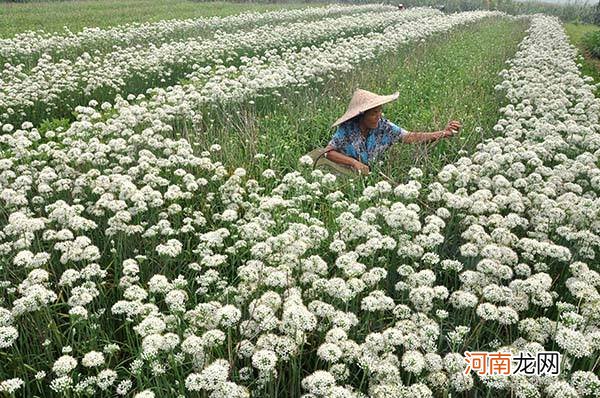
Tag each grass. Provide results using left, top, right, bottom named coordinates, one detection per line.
left=564, top=22, right=600, bottom=88
left=564, top=21, right=599, bottom=44
left=0, top=0, right=323, bottom=38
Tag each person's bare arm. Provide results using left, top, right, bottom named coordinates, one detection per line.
left=401, top=120, right=461, bottom=144
left=401, top=130, right=450, bottom=144
left=324, top=145, right=370, bottom=174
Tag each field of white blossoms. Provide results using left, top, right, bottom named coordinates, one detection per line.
left=0, top=3, right=599, bottom=397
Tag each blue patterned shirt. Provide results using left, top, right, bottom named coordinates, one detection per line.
left=327, top=117, right=408, bottom=165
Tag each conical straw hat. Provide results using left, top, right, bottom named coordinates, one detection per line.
left=332, top=88, right=399, bottom=128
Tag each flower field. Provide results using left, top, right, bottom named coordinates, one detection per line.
left=0, top=3, right=391, bottom=66
left=1, top=4, right=424, bottom=125
left=0, top=3, right=599, bottom=397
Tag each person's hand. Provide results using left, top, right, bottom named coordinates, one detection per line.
left=444, top=120, right=462, bottom=137
left=353, top=160, right=370, bottom=175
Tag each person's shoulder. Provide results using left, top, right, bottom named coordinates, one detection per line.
left=337, top=120, right=358, bottom=136
left=378, top=117, right=395, bottom=130
left=379, top=117, right=404, bottom=135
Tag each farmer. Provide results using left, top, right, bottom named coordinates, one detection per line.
left=398, top=3, right=406, bottom=10
left=308, top=89, right=461, bottom=176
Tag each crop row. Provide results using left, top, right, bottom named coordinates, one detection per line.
left=0, top=3, right=394, bottom=68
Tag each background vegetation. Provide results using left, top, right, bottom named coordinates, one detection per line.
left=581, top=25, right=600, bottom=56
left=565, top=22, right=600, bottom=87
